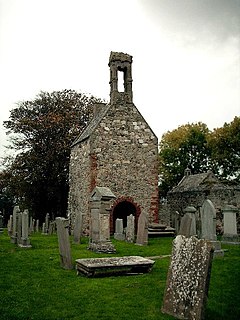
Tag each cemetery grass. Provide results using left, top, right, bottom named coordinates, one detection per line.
left=0, top=232, right=239, bottom=320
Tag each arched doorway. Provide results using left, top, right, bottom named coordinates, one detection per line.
left=111, top=198, right=141, bottom=234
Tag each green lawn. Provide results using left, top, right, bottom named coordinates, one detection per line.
left=0, top=230, right=239, bottom=320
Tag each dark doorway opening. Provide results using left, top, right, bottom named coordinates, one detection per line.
left=112, top=201, right=136, bottom=231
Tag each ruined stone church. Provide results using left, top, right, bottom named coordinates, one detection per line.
left=68, top=52, right=159, bottom=233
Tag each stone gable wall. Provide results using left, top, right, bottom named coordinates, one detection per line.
left=90, top=102, right=159, bottom=226
left=68, top=102, right=159, bottom=232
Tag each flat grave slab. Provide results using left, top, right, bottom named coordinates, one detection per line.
left=76, top=256, right=155, bottom=277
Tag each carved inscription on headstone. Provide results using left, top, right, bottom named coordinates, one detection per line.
left=162, top=235, right=213, bottom=320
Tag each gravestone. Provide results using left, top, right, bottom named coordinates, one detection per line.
left=0, top=214, right=3, bottom=234
left=19, top=209, right=31, bottom=248
left=56, top=217, right=73, bottom=269
left=7, top=215, right=13, bottom=236
left=178, top=214, right=192, bottom=237
left=73, top=213, right=82, bottom=244
left=183, top=206, right=197, bottom=236
left=222, top=204, right=239, bottom=243
left=114, top=218, right=125, bottom=241
left=29, top=217, right=33, bottom=234
left=36, top=219, right=39, bottom=232
left=48, top=221, right=56, bottom=235
left=11, top=206, right=20, bottom=244
left=42, top=222, right=46, bottom=234
left=17, top=211, right=22, bottom=244
left=136, top=211, right=148, bottom=245
left=162, top=235, right=214, bottom=320
left=201, top=199, right=224, bottom=257
left=126, top=214, right=135, bottom=243
left=89, top=186, right=116, bottom=253
left=45, top=213, right=50, bottom=234
left=201, top=199, right=217, bottom=241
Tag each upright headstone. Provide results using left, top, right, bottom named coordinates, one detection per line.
left=36, top=219, right=39, bottom=232
left=19, top=209, right=31, bottom=247
left=42, top=222, right=46, bottom=235
left=48, top=221, right=56, bottom=235
left=114, top=218, right=125, bottom=241
left=0, top=214, right=3, bottom=234
left=89, top=186, right=116, bottom=253
left=183, top=206, right=197, bottom=236
left=162, top=235, right=214, bottom=320
left=73, top=213, right=82, bottom=244
left=200, top=199, right=224, bottom=257
left=29, top=217, right=33, bottom=234
left=178, top=214, right=192, bottom=237
left=11, top=206, right=20, bottom=244
left=222, top=204, right=239, bottom=243
left=56, top=217, right=73, bottom=269
left=45, top=213, right=50, bottom=234
left=136, top=211, right=148, bottom=245
left=17, top=212, right=22, bottom=244
left=126, top=214, right=135, bottom=243
left=201, top=199, right=217, bottom=241
left=7, top=215, right=13, bottom=236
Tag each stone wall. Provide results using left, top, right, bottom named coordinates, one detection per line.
left=68, top=101, right=159, bottom=233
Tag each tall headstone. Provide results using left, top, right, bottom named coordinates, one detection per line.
left=222, top=204, right=239, bottom=243
left=183, top=206, right=197, bottom=236
left=73, top=213, right=82, bottom=244
left=89, top=187, right=116, bottom=253
left=136, top=211, right=148, bottom=245
left=17, top=211, right=22, bottom=244
left=19, top=209, right=31, bottom=248
left=42, top=222, right=46, bottom=234
left=126, top=214, right=135, bottom=243
left=36, top=219, right=39, bottom=232
left=29, top=217, right=33, bottom=234
left=200, top=199, right=224, bottom=257
left=45, top=213, right=50, bottom=234
left=11, top=206, right=20, bottom=244
left=114, top=218, right=125, bottom=241
left=56, top=217, right=73, bottom=269
left=178, top=214, right=192, bottom=237
left=7, top=215, right=13, bottom=236
left=162, top=235, right=214, bottom=320
left=200, top=199, right=217, bottom=241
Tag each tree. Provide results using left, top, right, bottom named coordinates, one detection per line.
left=208, top=116, right=240, bottom=182
left=1, top=90, right=103, bottom=221
left=159, top=122, right=211, bottom=196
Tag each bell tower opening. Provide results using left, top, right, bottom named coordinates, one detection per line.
left=109, top=51, right=133, bottom=104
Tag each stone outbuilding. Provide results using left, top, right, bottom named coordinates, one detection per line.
left=68, top=51, right=159, bottom=234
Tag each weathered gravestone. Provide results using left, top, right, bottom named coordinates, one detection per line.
left=36, top=219, right=39, bottom=232
left=126, top=214, right=135, bottom=243
left=114, top=218, right=125, bottom=241
left=162, top=235, right=214, bottom=320
left=178, top=214, right=192, bottom=237
left=136, top=211, right=148, bottom=245
left=11, top=206, right=20, bottom=244
left=183, top=206, right=197, bottom=236
left=56, top=217, right=73, bottom=269
left=88, top=186, right=116, bottom=253
left=200, top=199, right=224, bottom=257
left=45, top=213, right=50, bottom=234
left=222, top=204, right=239, bottom=243
left=73, top=213, right=83, bottom=244
left=7, top=215, right=13, bottom=236
left=19, top=209, right=31, bottom=248
left=17, top=211, right=22, bottom=244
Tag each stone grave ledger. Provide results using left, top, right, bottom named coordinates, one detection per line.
left=76, top=256, right=155, bottom=277
left=162, top=235, right=213, bottom=320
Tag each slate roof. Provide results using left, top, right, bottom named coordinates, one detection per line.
left=71, top=104, right=110, bottom=146
left=171, top=171, right=223, bottom=192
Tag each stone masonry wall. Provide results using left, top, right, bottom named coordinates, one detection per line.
left=68, top=140, right=91, bottom=233
left=90, top=102, right=159, bottom=226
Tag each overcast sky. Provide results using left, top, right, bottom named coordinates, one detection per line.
left=0, top=0, right=239, bottom=160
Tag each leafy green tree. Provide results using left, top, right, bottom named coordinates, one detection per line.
left=208, top=116, right=240, bottom=182
left=159, top=122, right=211, bottom=196
left=1, top=90, right=103, bottom=221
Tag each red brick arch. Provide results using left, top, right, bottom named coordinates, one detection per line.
left=110, top=196, right=141, bottom=234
